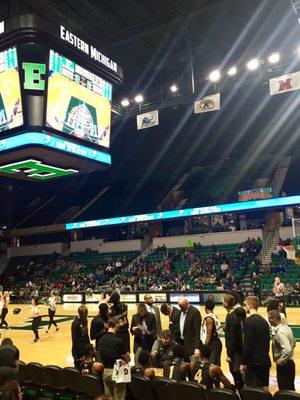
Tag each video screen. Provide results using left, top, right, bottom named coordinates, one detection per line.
left=46, top=49, right=112, bottom=148
left=0, top=47, right=23, bottom=132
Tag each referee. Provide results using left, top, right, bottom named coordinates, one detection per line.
left=99, top=318, right=130, bottom=400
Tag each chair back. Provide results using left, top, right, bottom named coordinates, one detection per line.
left=43, top=365, right=65, bottom=390
left=18, top=361, right=32, bottom=384
left=62, top=367, right=84, bottom=393
left=151, top=377, right=179, bottom=400
left=208, top=388, right=240, bottom=400
left=80, top=373, right=103, bottom=398
left=241, top=387, right=273, bottom=400
left=274, top=391, right=300, bottom=400
left=178, top=381, right=208, bottom=400
left=27, top=362, right=47, bottom=386
left=128, top=375, right=156, bottom=400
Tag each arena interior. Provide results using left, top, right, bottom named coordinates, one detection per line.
left=0, top=0, right=299, bottom=399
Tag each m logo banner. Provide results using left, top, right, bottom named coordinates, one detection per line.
left=136, top=110, right=159, bottom=130
left=269, top=71, right=300, bottom=95
left=194, top=93, right=220, bottom=113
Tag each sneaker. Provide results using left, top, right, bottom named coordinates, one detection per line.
left=55, top=327, right=59, bottom=332
left=32, top=339, right=39, bottom=344
left=45, top=330, right=48, bottom=335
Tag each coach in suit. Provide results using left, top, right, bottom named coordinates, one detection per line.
left=161, top=303, right=181, bottom=342
left=178, top=297, right=201, bottom=359
left=144, top=294, right=162, bottom=338
left=130, top=303, right=157, bottom=354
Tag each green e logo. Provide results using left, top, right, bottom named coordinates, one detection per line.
left=22, top=62, right=46, bottom=90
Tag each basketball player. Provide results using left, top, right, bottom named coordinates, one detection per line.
left=191, top=345, right=235, bottom=391
left=201, top=299, right=222, bottom=366
left=45, top=293, right=59, bottom=335
left=108, top=292, right=130, bottom=352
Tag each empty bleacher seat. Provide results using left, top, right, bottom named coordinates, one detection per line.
left=241, top=387, right=273, bottom=400
left=128, top=375, right=156, bottom=400
left=274, top=391, right=300, bottom=400
left=151, top=377, right=179, bottom=400
left=208, top=388, right=240, bottom=400
left=80, top=373, right=103, bottom=399
left=177, top=381, right=208, bottom=400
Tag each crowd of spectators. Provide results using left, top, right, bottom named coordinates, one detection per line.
left=0, top=238, right=263, bottom=301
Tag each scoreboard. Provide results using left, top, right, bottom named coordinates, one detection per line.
left=0, top=15, right=122, bottom=181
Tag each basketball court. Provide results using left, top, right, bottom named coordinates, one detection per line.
left=3, top=303, right=299, bottom=393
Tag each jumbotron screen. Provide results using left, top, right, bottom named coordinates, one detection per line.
left=0, top=47, right=23, bottom=132
left=46, top=49, right=112, bottom=148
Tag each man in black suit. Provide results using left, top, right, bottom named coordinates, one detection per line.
left=240, top=296, right=271, bottom=391
left=144, top=294, right=162, bottom=338
left=177, top=297, right=201, bottom=360
left=161, top=303, right=181, bottom=342
left=130, top=303, right=157, bottom=355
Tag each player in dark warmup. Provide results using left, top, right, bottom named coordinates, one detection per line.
left=109, top=292, right=130, bottom=352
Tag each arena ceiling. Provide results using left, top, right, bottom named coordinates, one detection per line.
left=1, top=0, right=300, bottom=228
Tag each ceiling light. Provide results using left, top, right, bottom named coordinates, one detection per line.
left=134, top=94, right=144, bottom=103
left=247, top=58, right=259, bottom=71
left=209, top=69, right=221, bottom=82
left=121, top=99, right=130, bottom=107
left=170, top=84, right=178, bottom=92
left=227, top=66, right=237, bottom=76
left=268, top=52, right=280, bottom=64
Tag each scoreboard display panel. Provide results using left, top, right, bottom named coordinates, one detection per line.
left=46, top=50, right=112, bottom=148
left=0, top=15, right=123, bottom=181
left=0, top=47, right=23, bottom=132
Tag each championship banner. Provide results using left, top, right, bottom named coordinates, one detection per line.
left=136, top=110, right=159, bottom=130
left=194, top=93, right=220, bottom=113
left=269, top=71, right=300, bottom=95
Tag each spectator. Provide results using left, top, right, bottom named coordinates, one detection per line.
left=0, top=338, right=19, bottom=370
left=273, top=277, right=285, bottom=298
left=160, top=303, right=181, bottom=342
left=71, top=305, right=90, bottom=369
left=98, top=318, right=130, bottom=400
left=252, top=272, right=261, bottom=300
left=0, top=379, right=22, bottom=400
left=268, top=310, right=296, bottom=391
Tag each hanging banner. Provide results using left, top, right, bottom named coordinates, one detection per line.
left=136, top=110, right=159, bottom=130
left=269, top=71, right=300, bottom=95
left=194, top=93, right=220, bottom=113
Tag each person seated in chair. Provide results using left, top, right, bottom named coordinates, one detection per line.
left=131, top=350, right=155, bottom=379
left=191, top=345, right=235, bottom=391
left=151, top=330, right=178, bottom=368
left=163, top=344, right=189, bottom=382
left=79, top=343, right=103, bottom=377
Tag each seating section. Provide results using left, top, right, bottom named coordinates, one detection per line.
left=19, top=369, right=298, bottom=400
left=261, top=254, right=300, bottom=292
left=18, top=360, right=104, bottom=399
